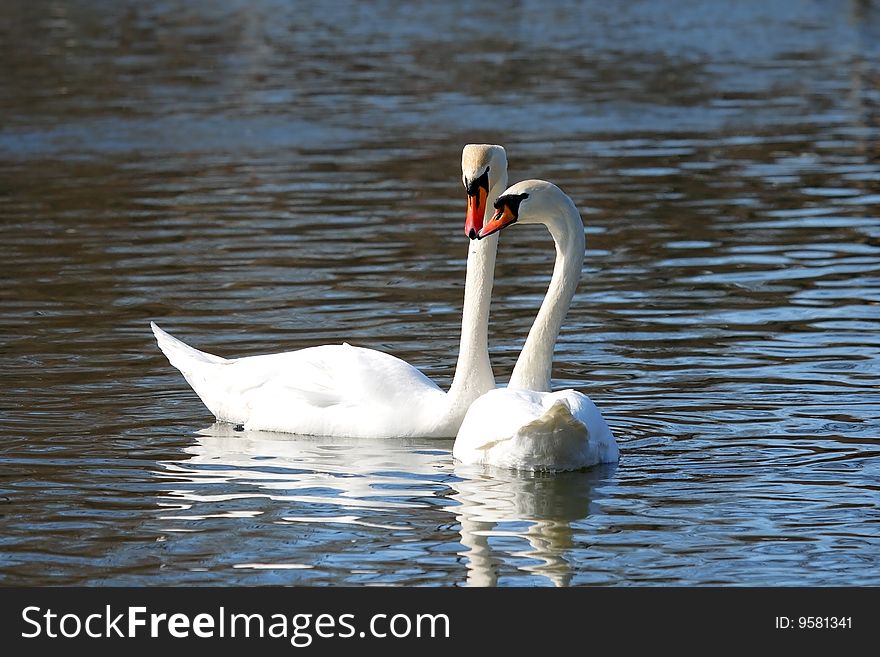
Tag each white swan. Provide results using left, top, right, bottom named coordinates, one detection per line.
left=152, top=144, right=509, bottom=438
left=453, top=180, right=619, bottom=471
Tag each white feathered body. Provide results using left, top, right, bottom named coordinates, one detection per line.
left=152, top=322, right=462, bottom=438
left=453, top=387, right=618, bottom=472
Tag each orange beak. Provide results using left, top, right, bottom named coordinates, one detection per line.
left=478, top=204, right=517, bottom=239
left=464, top=187, right=488, bottom=239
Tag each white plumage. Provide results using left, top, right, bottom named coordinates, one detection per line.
left=152, top=323, right=450, bottom=437
left=454, top=387, right=618, bottom=472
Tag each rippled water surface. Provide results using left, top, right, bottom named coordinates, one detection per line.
left=2, top=0, right=879, bottom=586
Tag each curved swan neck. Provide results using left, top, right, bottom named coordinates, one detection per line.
left=508, top=196, right=585, bottom=393
left=446, top=171, right=508, bottom=408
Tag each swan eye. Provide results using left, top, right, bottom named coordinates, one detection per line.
left=493, top=192, right=529, bottom=218
left=465, top=167, right=490, bottom=197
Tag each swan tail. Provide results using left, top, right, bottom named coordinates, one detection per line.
left=151, top=322, right=236, bottom=421
left=519, top=399, right=586, bottom=440
left=514, top=400, right=614, bottom=471
left=151, top=322, right=228, bottom=371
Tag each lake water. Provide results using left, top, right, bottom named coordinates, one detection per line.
left=1, top=0, right=879, bottom=586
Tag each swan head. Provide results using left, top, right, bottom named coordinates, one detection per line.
left=477, top=179, right=574, bottom=239
left=462, top=144, right=507, bottom=239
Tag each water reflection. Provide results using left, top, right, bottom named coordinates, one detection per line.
left=156, top=426, right=610, bottom=585
left=161, top=424, right=446, bottom=517
left=450, top=465, right=612, bottom=587
left=2, top=0, right=879, bottom=586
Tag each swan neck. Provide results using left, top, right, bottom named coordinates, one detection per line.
left=446, top=171, right=507, bottom=409
left=508, top=199, right=585, bottom=392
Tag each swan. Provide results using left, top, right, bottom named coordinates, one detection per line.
left=151, top=144, right=509, bottom=438
left=453, top=180, right=619, bottom=472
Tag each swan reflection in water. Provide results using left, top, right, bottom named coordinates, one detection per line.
left=159, top=424, right=447, bottom=525
left=158, top=424, right=614, bottom=586
left=449, top=464, right=611, bottom=586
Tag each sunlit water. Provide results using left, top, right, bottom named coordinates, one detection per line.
left=1, top=0, right=879, bottom=586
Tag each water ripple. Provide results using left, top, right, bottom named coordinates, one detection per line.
left=1, top=0, right=879, bottom=586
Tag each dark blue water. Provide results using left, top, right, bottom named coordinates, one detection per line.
left=1, top=0, right=879, bottom=585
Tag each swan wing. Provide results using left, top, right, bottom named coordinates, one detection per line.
left=152, top=323, right=447, bottom=437
left=235, top=345, right=447, bottom=436
left=233, top=342, right=443, bottom=411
